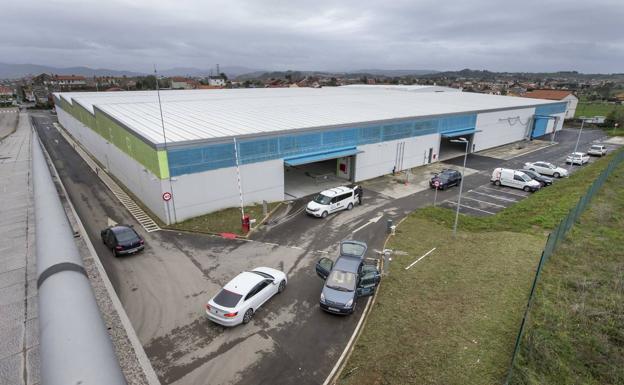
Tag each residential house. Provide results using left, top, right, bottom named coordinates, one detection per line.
left=523, top=89, right=578, bottom=119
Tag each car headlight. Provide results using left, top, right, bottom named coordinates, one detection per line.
left=320, top=293, right=326, bottom=303
left=345, top=299, right=353, bottom=308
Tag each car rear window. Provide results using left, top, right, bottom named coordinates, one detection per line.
left=341, top=242, right=366, bottom=257
left=213, top=289, right=242, bottom=308
left=115, top=228, right=138, bottom=242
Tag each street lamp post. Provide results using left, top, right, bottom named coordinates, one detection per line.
left=450, top=137, right=469, bottom=237
left=573, top=118, right=586, bottom=156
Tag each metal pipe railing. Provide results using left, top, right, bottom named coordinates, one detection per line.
left=33, top=133, right=126, bottom=385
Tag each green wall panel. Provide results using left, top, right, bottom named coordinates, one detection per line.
left=55, top=96, right=169, bottom=179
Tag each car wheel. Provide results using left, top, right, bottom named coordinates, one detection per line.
left=278, top=280, right=286, bottom=293
left=321, top=211, right=328, bottom=218
left=347, top=203, right=353, bottom=210
left=529, top=168, right=535, bottom=172
left=553, top=172, right=560, bottom=178
left=494, top=180, right=501, bottom=186
left=523, top=186, right=531, bottom=192
left=243, top=309, right=254, bottom=324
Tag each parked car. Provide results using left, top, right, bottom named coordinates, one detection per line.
left=518, top=169, right=553, bottom=187
left=100, top=225, right=144, bottom=256
left=566, top=152, right=590, bottom=165
left=205, top=267, right=287, bottom=327
left=315, top=240, right=380, bottom=315
left=523, top=161, right=568, bottom=178
left=429, top=169, right=462, bottom=190
left=587, top=145, right=607, bottom=157
left=491, top=168, right=541, bottom=192
left=306, top=186, right=359, bottom=218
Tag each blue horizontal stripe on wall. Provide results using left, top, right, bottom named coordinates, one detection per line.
left=535, top=102, right=567, bottom=116
left=167, top=114, right=477, bottom=176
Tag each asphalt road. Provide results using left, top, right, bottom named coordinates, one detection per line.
left=32, top=109, right=609, bottom=385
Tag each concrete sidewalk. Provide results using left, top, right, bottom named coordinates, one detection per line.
left=0, top=113, right=39, bottom=385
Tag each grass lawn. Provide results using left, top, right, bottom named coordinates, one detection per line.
left=574, top=102, right=624, bottom=118
left=510, top=162, right=624, bottom=385
left=339, top=219, right=544, bottom=385
left=167, top=202, right=279, bottom=235
left=339, top=149, right=624, bottom=385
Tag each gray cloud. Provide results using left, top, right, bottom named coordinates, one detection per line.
left=1, top=0, right=622, bottom=73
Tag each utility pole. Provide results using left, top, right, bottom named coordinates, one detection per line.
left=154, top=65, right=177, bottom=224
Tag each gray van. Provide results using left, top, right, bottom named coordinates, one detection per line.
left=315, top=240, right=380, bottom=314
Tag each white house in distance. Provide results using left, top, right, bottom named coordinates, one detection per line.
left=523, top=90, right=578, bottom=119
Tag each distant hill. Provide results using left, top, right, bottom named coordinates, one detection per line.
left=0, top=62, right=263, bottom=80
left=353, top=69, right=439, bottom=76
left=0, top=62, right=143, bottom=79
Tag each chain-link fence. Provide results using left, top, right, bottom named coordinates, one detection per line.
left=504, top=149, right=624, bottom=385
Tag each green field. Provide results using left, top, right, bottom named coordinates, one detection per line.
left=574, top=102, right=624, bottom=118
left=509, top=162, right=624, bottom=385
left=338, top=150, right=624, bottom=385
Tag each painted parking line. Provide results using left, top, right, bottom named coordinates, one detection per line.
left=469, top=190, right=518, bottom=202
left=444, top=200, right=496, bottom=215
left=461, top=196, right=506, bottom=208
left=479, top=186, right=529, bottom=198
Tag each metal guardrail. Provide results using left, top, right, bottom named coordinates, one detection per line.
left=33, top=133, right=127, bottom=385
left=504, top=149, right=624, bottom=385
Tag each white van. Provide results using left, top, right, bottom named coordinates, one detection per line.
left=491, top=168, right=541, bottom=192
left=306, top=186, right=359, bottom=218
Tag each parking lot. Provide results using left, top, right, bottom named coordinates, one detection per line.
left=31, top=109, right=619, bottom=385
left=436, top=131, right=622, bottom=216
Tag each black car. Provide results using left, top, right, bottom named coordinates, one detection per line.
left=429, top=169, right=462, bottom=190
left=518, top=169, right=553, bottom=187
left=101, top=225, right=144, bottom=256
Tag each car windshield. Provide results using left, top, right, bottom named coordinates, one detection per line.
left=545, top=163, right=556, bottom=169
left=341, top=242, right=366, bottom=257
left=325, top=270, right=357, bottom=292
left=213, top=289, right=242, bottom=308
left=115, top=228, right=137, bottom=242
left=520, top=174, right=532, bottom=182
left=250, top=270, right=274, bottom=280
left=591, top=145, right=601, bottom=150
left=313, top=194, right=331, bottom=205
left=522, top=170, right=537, bottom=178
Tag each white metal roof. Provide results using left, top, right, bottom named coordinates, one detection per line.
left=340, top=84, right=461, bottom=92
left=55, top=87, right=558, bottom=146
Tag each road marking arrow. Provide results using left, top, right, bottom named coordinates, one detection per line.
left=352, top=215, right=384, bottom=234
left=107, top=217, right=117, bottom=227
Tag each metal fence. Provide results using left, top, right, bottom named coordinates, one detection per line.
left=504, top=149, right=624, bottom=385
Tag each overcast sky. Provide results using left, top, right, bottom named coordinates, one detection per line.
left=1, top=0, right=622, bottom=73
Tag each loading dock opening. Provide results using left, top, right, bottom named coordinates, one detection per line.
left=439, top=131, right=475, bottom=161
left=284, top=156, right=356, bottom=199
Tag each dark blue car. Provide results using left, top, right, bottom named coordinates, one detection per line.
left=315, top=240, right=380, bottom=315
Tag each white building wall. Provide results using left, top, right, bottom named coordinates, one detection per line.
left=473, top=108, right=535, bottom=152
left=546, top=112, right=566, bottom=134
left=56, top=108, right=167, bottom=222
left=563, top=95, right=578, bottom=119
left=354, top=133, right=440, bottom=182
left=171, top=159, right=284, bottom=222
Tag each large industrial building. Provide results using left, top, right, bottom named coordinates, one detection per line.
left=53, top=87, right=566, bottom=224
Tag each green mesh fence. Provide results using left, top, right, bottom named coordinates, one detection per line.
left=504, top=149, right=624, bottom=385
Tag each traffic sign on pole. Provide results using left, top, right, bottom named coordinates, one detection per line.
left=162, top=192, right=172, bottom=201
left=434, top=180, right=440, bottom=188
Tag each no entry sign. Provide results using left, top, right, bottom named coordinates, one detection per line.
left=434, top=180, right=440, bottom=188
left=162, top=192, right=172, bottom=201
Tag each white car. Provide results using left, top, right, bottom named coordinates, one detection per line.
left=205, top=267, right=287, bottom=327
left=306, top=186, right=359, bottom=218
left=523, top=161, right=568, bottom=178
left=566, top=152, right=590, bottom=165
left=491, top=168, right=541, bottom=192
left=587, top=145, right=607, bottom=157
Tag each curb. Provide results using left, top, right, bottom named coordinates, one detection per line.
left=34, top=125, right=161, bottom=385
